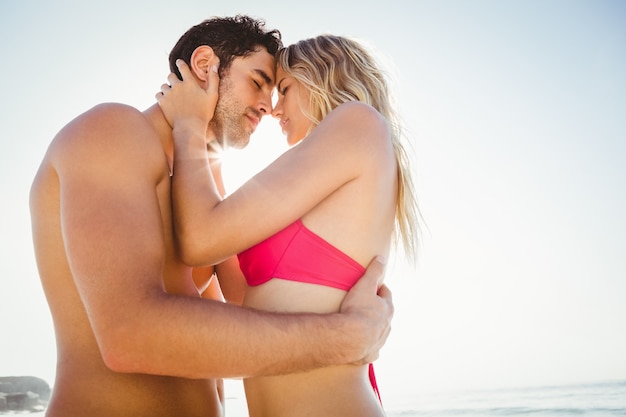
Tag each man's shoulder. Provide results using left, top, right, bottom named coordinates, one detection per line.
left=69, top=102, right=149, bottom=136
left=46, top=102, right=162, bottom=174
left=85, top=102, right=144, bottom=118
left=50, top=103, right=154, bottom=152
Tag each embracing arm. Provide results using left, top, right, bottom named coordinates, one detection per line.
left=54, top=104, right=390, bottom=379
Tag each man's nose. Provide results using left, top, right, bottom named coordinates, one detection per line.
left=258, top=91, right=273, bottom=116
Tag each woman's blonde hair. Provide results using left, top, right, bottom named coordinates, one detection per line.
left=276, top=35, right=420, bottom=262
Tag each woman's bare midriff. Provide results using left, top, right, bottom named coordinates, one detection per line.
left=243, top=279, right=385, bottom=417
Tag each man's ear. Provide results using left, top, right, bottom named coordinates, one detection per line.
left=190, top=46, right=220, bottom=85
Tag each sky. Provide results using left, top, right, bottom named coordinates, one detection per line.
left=1, top=0, right=625, bottom=410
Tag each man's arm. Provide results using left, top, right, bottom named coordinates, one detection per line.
left=53, top=104, right=392, bottom=379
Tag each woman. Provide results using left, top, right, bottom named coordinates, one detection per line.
left=160, top=35, right=419, bottom=417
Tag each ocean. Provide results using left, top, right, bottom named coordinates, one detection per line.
left=15, top=379, right=626, bottom=416
left=383, top=380, right=626, bottom=417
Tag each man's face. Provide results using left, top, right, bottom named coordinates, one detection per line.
left=209, top=48, right=276, bottom=149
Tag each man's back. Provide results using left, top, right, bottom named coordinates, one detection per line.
left=30, top=103, right=223, bottom=417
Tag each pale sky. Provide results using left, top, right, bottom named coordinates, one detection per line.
left=1, top=0, right=625, bottom=410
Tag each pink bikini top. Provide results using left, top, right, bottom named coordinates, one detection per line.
left=237, top=219, right=365, bottom=291
left=237, top=218, right=382, bottom=403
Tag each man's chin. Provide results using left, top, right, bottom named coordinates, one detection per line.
left=225, top=135, right=252, bottom=150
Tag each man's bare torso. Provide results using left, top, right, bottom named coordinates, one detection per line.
left=29, top=104, right=223, bottom=417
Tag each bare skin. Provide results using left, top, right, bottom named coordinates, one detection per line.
left=158, top=55, right=396, bottom=416
left=30, top=48, right=393, bottom=417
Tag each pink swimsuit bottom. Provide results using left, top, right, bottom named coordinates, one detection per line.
left=238, top=219, right=382, bottom=403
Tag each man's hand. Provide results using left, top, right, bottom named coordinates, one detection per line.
left=156, top=59, right=220, bottom=133
left=340, top=256, right=394, bottom=365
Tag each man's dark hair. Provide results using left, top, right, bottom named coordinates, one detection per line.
left=169, top=15, right=282, bottom=79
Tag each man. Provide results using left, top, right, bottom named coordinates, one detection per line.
left=30, top=15, right=392, bottom=417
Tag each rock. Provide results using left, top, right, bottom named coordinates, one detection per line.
left=0, top=376, right=50, bottom=413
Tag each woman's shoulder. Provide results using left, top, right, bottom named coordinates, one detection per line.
left=328, top=101, right=386, bottom=126
left=320, top=102, right=391, bottom=152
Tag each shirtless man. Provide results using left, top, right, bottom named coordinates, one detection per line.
left=29, top=15, right=393, bottom=417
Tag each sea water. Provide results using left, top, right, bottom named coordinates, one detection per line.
left=384, top=380, right=626, bottom=417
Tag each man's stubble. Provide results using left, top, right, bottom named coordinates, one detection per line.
left=209, top=76, right=252, bottom=151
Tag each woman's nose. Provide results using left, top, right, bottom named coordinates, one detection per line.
left=272, top=98, right=283, bottom=118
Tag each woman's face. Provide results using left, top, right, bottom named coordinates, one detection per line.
left=272, top=66, right=312, bottom=146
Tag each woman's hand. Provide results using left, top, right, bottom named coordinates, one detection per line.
left=156, top=59, right=220, bottom=133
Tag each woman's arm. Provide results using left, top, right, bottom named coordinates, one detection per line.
left=189, top=155, right=236, bottom=299
left=174, top=103, right=388, bottom=265
left=215, top=257, right=247, bottom=305
left=161, top=61, right=390, bottom=266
